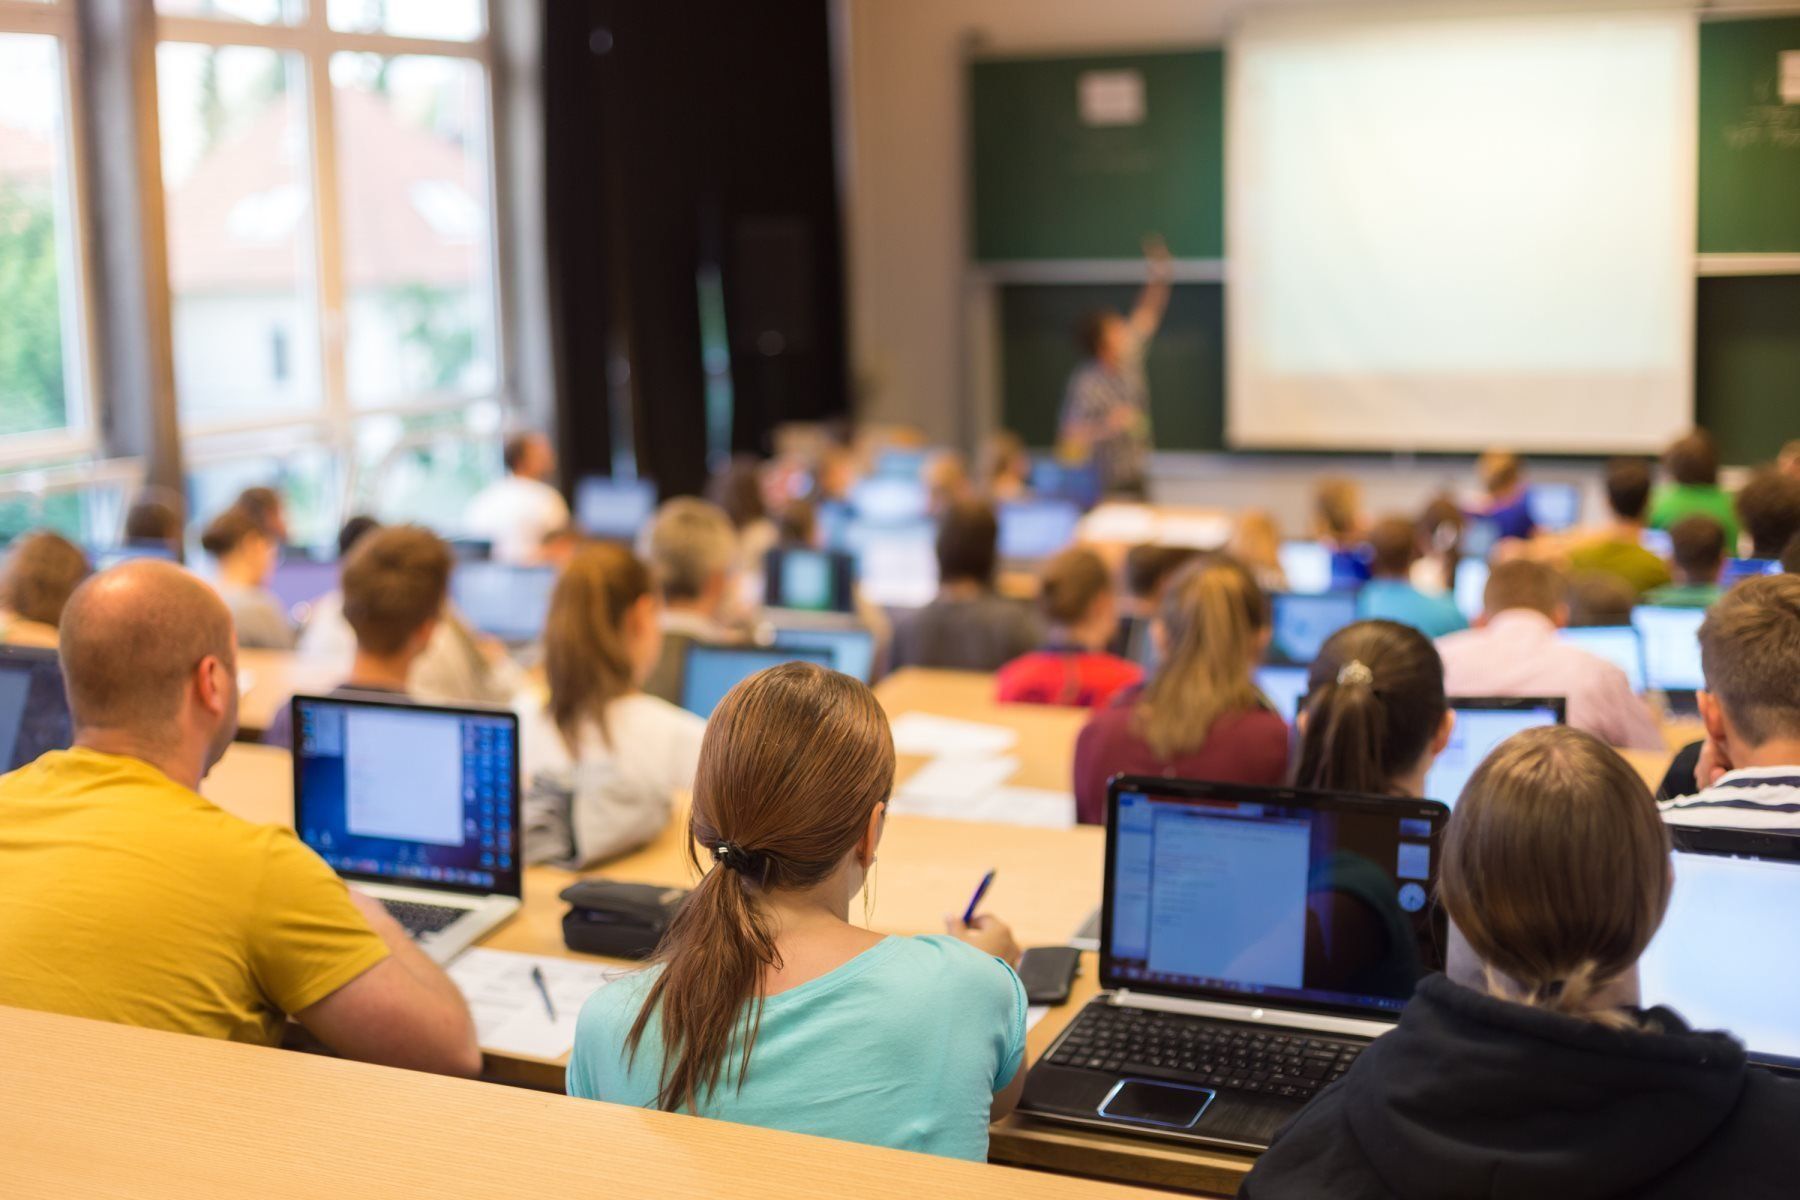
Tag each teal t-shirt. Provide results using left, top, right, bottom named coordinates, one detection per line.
left=566, top=935, right=1028, bottom=1161
left=1356, top=579, right=1469, bottom=639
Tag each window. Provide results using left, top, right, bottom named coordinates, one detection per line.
left=0, top=2, right=93, bottom=464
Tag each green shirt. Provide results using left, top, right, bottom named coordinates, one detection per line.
left=1648, top=484, right=1739, bottom=550
left=1567, top=538, right=1673, bottom=597
left=1643, top=582, right=1723, bottom=610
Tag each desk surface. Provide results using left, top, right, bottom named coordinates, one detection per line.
left=0, top=1004, right=1154, bottom=1200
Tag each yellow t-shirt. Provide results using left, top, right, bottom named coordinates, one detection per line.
left=0, top=747, right=389, bottom=1045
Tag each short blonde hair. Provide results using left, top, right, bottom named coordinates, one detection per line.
left=646, top=498, right=737, bottom=603
left=1477, top=449, right=1523, bottom=496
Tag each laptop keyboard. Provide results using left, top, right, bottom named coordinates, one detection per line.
left=379, top=899, right=467, bottom=939
left=1044, top=1005, right=1363, bottom=1101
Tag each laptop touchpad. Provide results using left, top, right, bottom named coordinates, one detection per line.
left=1100, top=1081, right=1215, bottom=1129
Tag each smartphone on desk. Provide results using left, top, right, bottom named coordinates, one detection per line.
left=1018, top=946, right=1081, bottom=1006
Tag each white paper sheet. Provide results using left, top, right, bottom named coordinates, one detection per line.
left=897, top=755, right=1019, bottom=803
left=889, top=780, right=1076, bottom=830
left=448, top=947, right=625, bottom=1060
left=888, top=712, right=1017, bottom=758
left=1027, top=1006, right=1051, bottom=1031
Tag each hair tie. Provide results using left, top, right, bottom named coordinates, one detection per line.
left=1337, top=659, right=1375, bottom=687
left=710, top=840, right=765, bottom=879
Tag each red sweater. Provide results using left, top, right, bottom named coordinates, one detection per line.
left=1072, top=685, right=1290, bottom=825
left=995, top=648, right=1143, bottom=710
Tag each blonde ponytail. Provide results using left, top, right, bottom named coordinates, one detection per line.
left=1134, top=555, right=1268, bottom=759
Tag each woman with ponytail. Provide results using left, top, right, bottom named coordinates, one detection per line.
left=566, top=662, right=1029, bottom=1161
left=516, top=543, right=706, bottom=866
left=1072, top=554, right=1288, bottom=824
left=1243, top=725, right=1800, bottom=1198
left=1295, top=619, right=1454, bottom=798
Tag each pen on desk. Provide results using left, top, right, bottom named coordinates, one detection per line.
left=530, top=964, right=557, bottom=1021
left=962, top=870, right=997, bottom=927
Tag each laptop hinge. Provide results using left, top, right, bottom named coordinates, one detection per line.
left=1111, top=989, right=1398, bottom=1040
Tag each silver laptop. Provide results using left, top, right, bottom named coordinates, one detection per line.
left=292, top=693, right=522, bottom=963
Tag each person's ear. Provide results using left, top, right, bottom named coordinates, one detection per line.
left=196, top=655, right=231, bottom=718
left=1552, top=603, right=1570, bottom=629
left=1432, top=707, right=1456, bottom=756
left=1150, top=618, right=1168, bottom=659
left=858, top=800, right=887, bottom=868
left=1698, top=691, right=1730, bottom=745
left=1294, top=709, right=1309, bottom=737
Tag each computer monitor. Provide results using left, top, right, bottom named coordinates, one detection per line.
left=1632, top=604, right=1706, bottom=695
left=1278, top=541, right=1333, bottom=595
left=679, top=645, right=834, bottom=718
left=0, top=645, right=72, bottom=771
left=1723, top=558, right=1781, bottom=588
left=844, top=518, right=938, bottom=609
left=291, top=694, right=521, bottom=896
left=450, top=561, right=559, bottom=644
left=1462, top=517, right=1502, bottom=562
left=849, top=476, right=929, bottom=524
left=770, top=625, right=877, bottom=684
left=1453, top=558, right=1490, bottom=622
left=1526, top=483, right=1581, bottom=532
left=574, top=476, right=657, bottom=541
left=1028, top=458, right=1102, bottom=511
left=872, top=448, right=927, bottom=479
left=1558, top=625, right=1646, bottom=693
left=1268, top=591, right=1360, bottom=666
left=763, top=547, right=855, bottom=614
left=997, top=498, right=1082, bottom=562
left=269, top=556, right=340, bottom=621
left=1423, top=697, right=1565, bottom=807
left=1639, top=528, right=1673, bottom=558
left=1103, top=777, right=1449, bottom=1016
left=1640, top=829, right=1800, bottom=1070
left=1254, top=664, right=1310, bottom=725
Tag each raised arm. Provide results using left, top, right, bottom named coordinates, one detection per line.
left=1128, top=234, right=1174, bottom=342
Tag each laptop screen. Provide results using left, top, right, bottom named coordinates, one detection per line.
left=1104, top=780, right=1448, bottom=1017
left=1723, top=558, right=1780, bottom=588
left=1254, top=664, right=1310, bottom=725
left=0, top=645, right=72, bottom=771
left=1640, top=833, right=1800, bottom=1069
left=770, top=626, right=876, bottom=683
left=1527, top=482, right=1581, bottom=531
left=1453, top=557, right=1490, bottom=622
left=1277, top=541, right=1332, bottom=595
left=763, top=547, right=855, bottom=614
left=850, top=477, right=929, bottom=524
left=679, top=645, right=834, bottom=718
left=270, top=556, right=340, bottom=618
left=293, top=696, right=521, bottom=898
left=1424, top=698, right=1564, bottom=807
left=845, top=519, right=939, bottom=609
left=1632, top=604, right=1705, bottom=693
left=451, top=561, right=559, bottom=643
left=1558, top=625, right=1645, bottom=693
left=1268, top=591, right=1359, bottom=666
left=575, top=476, right=656, bottom=541
left=997, top=499, right=1082, bottom=561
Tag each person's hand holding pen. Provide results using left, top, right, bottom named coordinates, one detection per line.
left=945, top=870, right=1022, bottom=967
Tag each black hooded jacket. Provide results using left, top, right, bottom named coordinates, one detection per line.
left=1240, top=974, right=1800, bottom=1199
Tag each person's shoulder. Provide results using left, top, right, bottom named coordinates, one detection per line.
left=571, top=968, right=661, bottom=1066
left=896, top=936, right=1024, bottom=1001
left=609, top=692, right=706, bottom=741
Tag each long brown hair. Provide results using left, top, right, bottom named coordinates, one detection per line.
left=1296, top=620, right=1446, bottom=796
left=1439, top=726, right=1671, bottom=1028
left=543, top=543, right=651, bottom=752
left=626, top=661, right=895, bottom=1112
left=1134, top=555, right=1268, bottom=758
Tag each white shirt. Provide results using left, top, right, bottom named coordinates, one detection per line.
left=515, top=687, right=706, bottom=867
left=296, top=591, right=521, bottom=705
left=1661, top=766, right=1800, bottom=831
left=463, top=475, right=571, bottom=565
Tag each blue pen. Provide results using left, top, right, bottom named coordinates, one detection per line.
left=962, top=870, right=997, bottom=926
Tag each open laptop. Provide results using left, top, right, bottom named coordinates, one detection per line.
left=292, top=694, right=522, bottom=964
left=1640, top=827, right=1800, bottom=1074
left=0, top=645, right=73, bottom=770
left=1254, top=663, right=1310, bottom=725
left=843, top=518, right=939, bottom=609
left=767, top=623, right=876, bottom=684
left=1526, top=482, right=1581, bottom=532
left=678, top=644, right=834, bottom=718
left=1723, top=558, right=1781, bottom=588
left=1020, top=777, right=1448, bottom=1152
left=575, top=475, right=657, bottom=541
left=1268, top=591, right=1359, bottom=666
left=1453, top=557, right=1490, bottom=622
left=763, top=546, right=856, bottom=614
left=1423, top=696, right=1565, bottom=807
left=270, top=555, right=340, bottom=623
left=450, top=561, right=560, bottom=644
left=1632, top=604, right=1706, bottom=715
left=1559, top=625, right=1646, bottom=693
left=997, top=498, right=1082, bottom=565
left=1277, top=541, right=1332, bottom=595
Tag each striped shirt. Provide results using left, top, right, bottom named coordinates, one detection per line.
left=1059, top=337, right=1150, bottom=494
left=1660, top=766, right=1800, bottom=831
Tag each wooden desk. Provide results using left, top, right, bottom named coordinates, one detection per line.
left=0, top=1005, right=1153, bottom=1200
left=234, top=648, right=341, bottom=738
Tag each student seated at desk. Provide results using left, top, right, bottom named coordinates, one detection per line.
left=462, top=430, right=570, bottom=567
left=1736, top=467, right=1800, bottom=562
left=123, top=489, right=186, bottom=562
left=1110, top=543, right=1200, bottom=658
left=1355, top=517, right=1467, bottom=639
left=1661, top=576, right=1800, bottom=832
left=641, top=497, right=744, bottom=704
left=1243, top=726, right=1800, bottom=1199
left=1645, top=515, right=1727, bottom=610
left=0, top=529, right=90, bottom=647
left=1228, top=509, right=1288, bottom=595
left=517, top=543, right=704, bottom=866
left=1072, top=555, right=1288, bottom=825
left=1567, top=457, right=1672, bottom=596
left=1466, top=448, right=1535, bottom=542
left=1650, top=429, right=1739, bottom=549
left=1313, top=476, right=1371, bottom=586
left=890, top=500, right=1043, bottom=672
left=1436, top=560, right=1661, bottom=751
left=201, top=504, right=294, bottom=650
left=996, top=546, right=1140, bottom=708
left=264, top=525, right=452, bottom=749
left=1294, top=620, right=1453, bottom=798
left=567, top=662, right=1027, bottom=1161
left=0, top=560, right=478, bottom=1075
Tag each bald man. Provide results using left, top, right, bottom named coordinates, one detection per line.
left=0, top=561, right=479, bottom=1075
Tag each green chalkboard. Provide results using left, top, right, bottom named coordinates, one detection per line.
left=1700, top=17, right=1800, bottom=252
left=970, top=50, right=1224, bottom=261
left=998, top=284, right=1224, bottom=452
left=1696, top=276, right=1800, bottom=465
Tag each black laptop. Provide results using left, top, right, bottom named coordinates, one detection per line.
left=0, top=644, right=73, bottom=770
left=1018, top=776, right=1449, bottom=1152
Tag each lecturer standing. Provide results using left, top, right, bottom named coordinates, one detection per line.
left=1057, top=235, right=1173, bottom=499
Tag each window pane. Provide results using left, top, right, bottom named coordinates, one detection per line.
left=0, top=35, right=83, bottom=441
left=332, top=53, right=497, bottom=409
left=352, top=411, right=502, bottom=527
left=156, top=0, right=306, bottom=24
left=327, top=0, right=482, bottom=41
left=158, top=43, right=322, bottom=427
